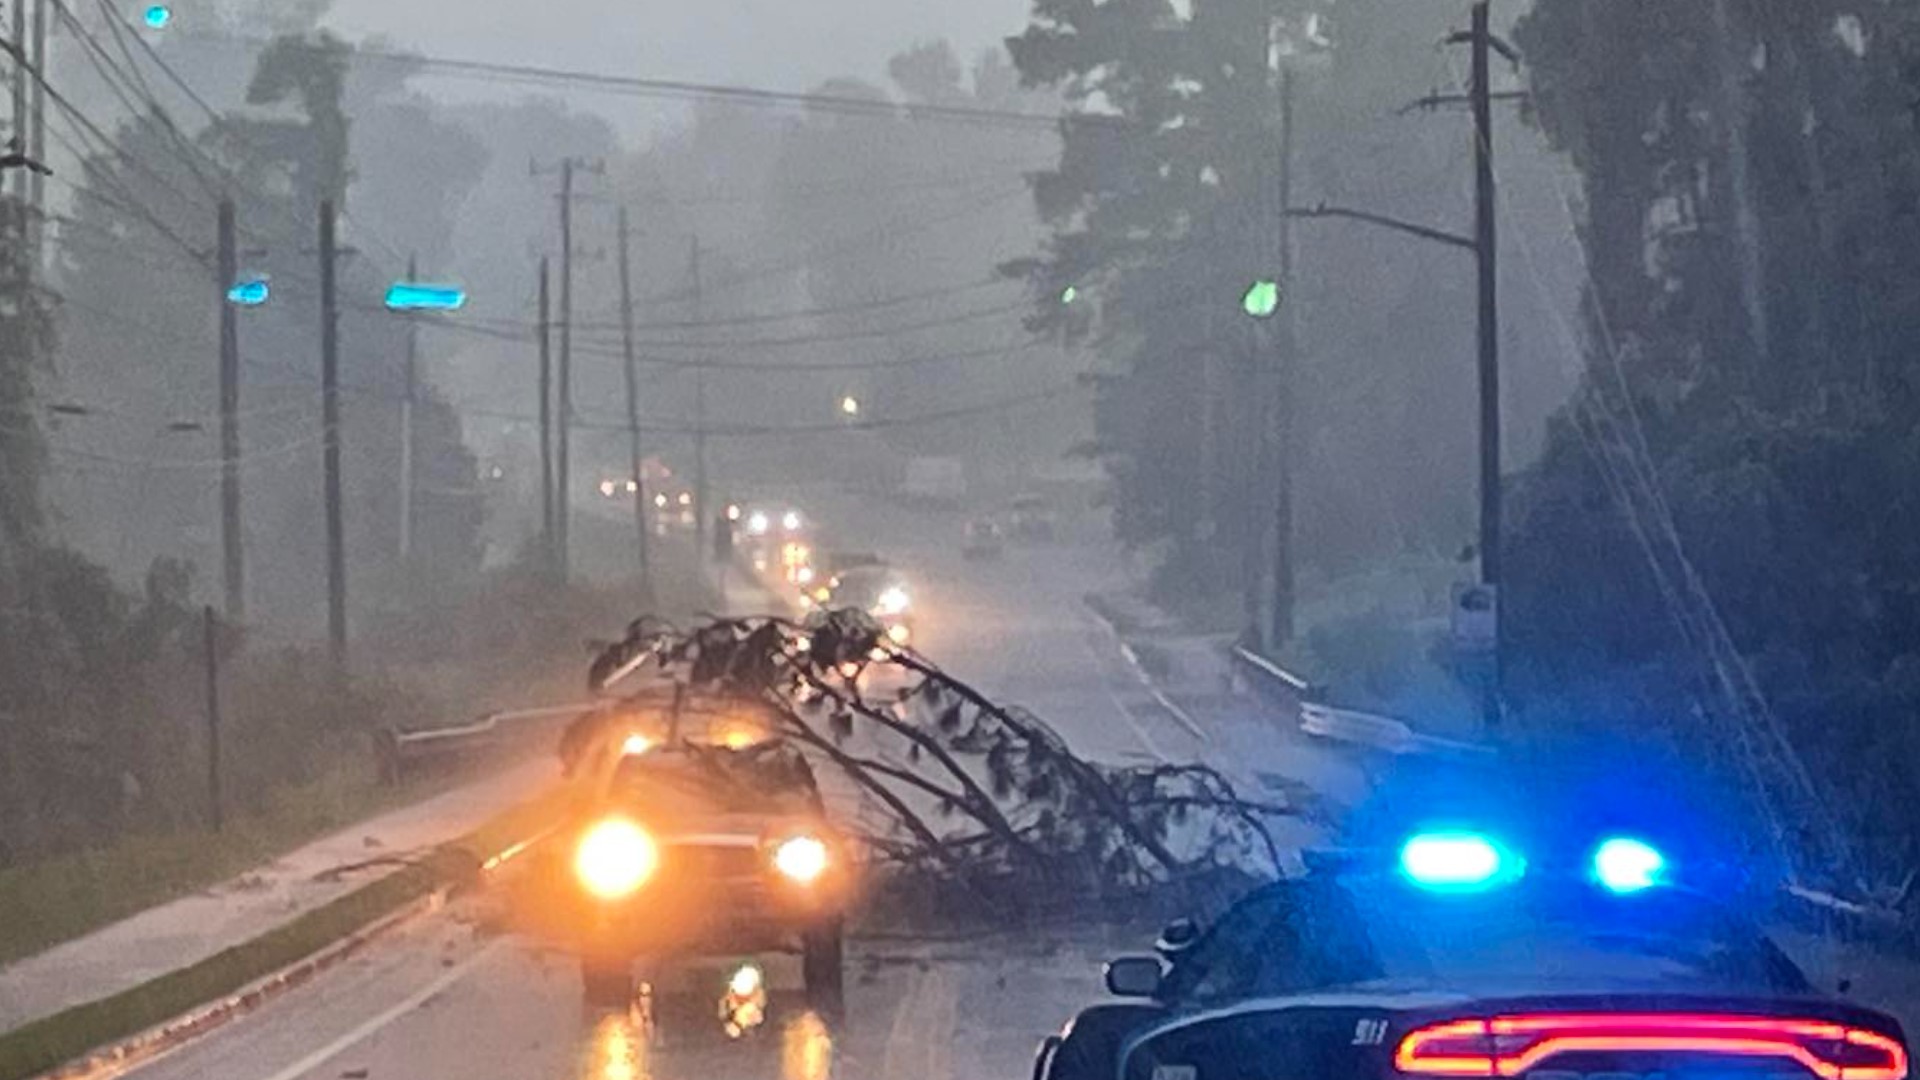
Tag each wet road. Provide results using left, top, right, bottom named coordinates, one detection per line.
left=123, top=893, right=1126, bottom=1080
left=112, top=489, right=1260, bottom=1080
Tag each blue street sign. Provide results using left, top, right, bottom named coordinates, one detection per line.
left=226, top=278, right=269, bottom=306
left=384, top=283, right=466, bottom=312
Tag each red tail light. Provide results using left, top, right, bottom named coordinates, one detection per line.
left=1394, top=1013, right=1908, bottom=1080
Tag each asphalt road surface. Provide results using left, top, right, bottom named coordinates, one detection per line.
left=91, top=483, right=1920, bottom=1080
left=108, top=487, right=1264, bottom=1080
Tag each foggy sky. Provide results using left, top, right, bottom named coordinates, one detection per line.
left=322, top=0, right=1031, bottom=139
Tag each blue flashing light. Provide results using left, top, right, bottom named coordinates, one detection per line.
left=384, top=282, right=466, bottom=312
left=1593, top=836, right=1666, bottom=893
left=226, top=278, right=268, bottom=306
left=142, top=4, right=171, bottom=29
left=1399, top=831, right=1520, bottom=891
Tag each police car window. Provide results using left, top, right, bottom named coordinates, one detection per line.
left=1162, top=879, right=1807, bottom=1004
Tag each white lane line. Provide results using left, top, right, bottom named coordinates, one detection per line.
left=1081, top=603, right=1210, bottom=743
left=250, top=940, right=502, bottom=1080
left=1074, top=619, right=1169, bottom=764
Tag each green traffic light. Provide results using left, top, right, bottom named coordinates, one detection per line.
left=1060, top=285, right=1077, bottom=305
left=1242, top=280, right=1280, bottom=318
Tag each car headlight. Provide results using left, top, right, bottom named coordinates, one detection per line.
left=747, top=512, right=770, bottom=535
left=886, top=623, right=911, bottom=645
left=575, top=818, right=658, bottom=899
left=772, top=835, right=830, bottom=884
left=874, top=586, right=910, bottom=616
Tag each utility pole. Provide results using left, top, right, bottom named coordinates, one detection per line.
left=9, top=0, right=23, bottom=201
left=318, top=198, right=346, bottom=669
left=537, top=255, right=555, bottom=576
left=1268, top=66, right=1297, bottom=653
left=617, top=206, right=653, bottom=601
left=398, top=253, right=418, bottom=560
left=26, top=0, right=40, bottom=257
left=202, top=606, right=223, bottom=832
left=554, top=159, right=574, bottom=582
left=1467, top=0, right=1502, bottom=732
left=689, top=234, right=710, bottom=560
left=217, top=198, right=244, bottom=622
left=527, top=156, right=604, bottom=581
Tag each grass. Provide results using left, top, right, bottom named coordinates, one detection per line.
left=0, top=784, right=572, bottom=1080
left=0, top=754, right=465, bottom=969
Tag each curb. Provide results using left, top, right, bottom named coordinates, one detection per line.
left=0, top=785, right=570, bottom=1080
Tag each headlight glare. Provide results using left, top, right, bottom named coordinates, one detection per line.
left=773, top=834, right=830, bottom=884
left=575, top=818, right=658, bottom=899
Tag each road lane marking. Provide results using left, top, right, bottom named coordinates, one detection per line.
left=248, top=939, right=503, bottom=1080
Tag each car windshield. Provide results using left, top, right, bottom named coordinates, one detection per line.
left=1159, top=878, right=1810, bottom=1006
left=611, top=744, right=820, bottom=816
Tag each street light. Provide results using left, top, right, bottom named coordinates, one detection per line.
left=384, top=282, right=467, bottom=312
left=226, top=277, right=269, bottom=307
left=839, top=395, right=860, bottom=417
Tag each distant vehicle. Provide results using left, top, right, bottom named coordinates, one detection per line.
left=820, top=565, right=915, bottom=647
left=1009, top=493, right=1057, bottom=541
left=962, top=518, right=1004, bottom=561
left=554, top=729, right=852, bottom=1014
left=902, top=456, right=966, bottom=507
left=1033, top=830, right=1908, bottom=1080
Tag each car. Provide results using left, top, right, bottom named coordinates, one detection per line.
left=552, top=717, right=853, bottom=1014
left=819, top=565, right=915, bottom=647
left=962, top=517, right=1005, bottom=560
left=1033, top=831, right=1911, bottom=1080
left=1009, top=493, right=1057, bottom=541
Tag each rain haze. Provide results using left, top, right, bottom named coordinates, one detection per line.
left=2, top=2, right=1918, bottom=1080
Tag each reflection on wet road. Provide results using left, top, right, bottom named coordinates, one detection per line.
left=122, top=906, right=1119, bottom=1080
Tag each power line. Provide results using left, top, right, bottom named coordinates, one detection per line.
left=173, top=32, right=1079, bottom=134
left=465, top=297, right=1029, bottom=351
left=564, top=274, right=1013, bottom=332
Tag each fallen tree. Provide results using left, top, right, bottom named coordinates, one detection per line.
left=583, top=609, right=1321, bottom=917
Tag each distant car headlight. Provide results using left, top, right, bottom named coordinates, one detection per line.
left=796, top=566, right=815, bottom=584
left=772, top=835, right=830, bottom=884
left=575, top=818, right=658, bottom=899
left=782, top=510, right=803, bottom=532
left=887, top=623, right=911, bottom=645
left=747, top=511, right=770, bottom=535
left=620, top=733, right=653, bottom=756
left=874, top=586, right=910, bottom=616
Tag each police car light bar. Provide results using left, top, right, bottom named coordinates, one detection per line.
left=1398, top=832, right=1521, bottom=891
left=1592, top=836, right=1666, bottom=894
left=1395, top=1013, right=1909, bottom=1080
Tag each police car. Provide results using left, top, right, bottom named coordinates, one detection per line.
left=1035, top=831, right=1910, bottom=1080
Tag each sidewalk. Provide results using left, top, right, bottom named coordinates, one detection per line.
left=0, top=756, right=555, bottom=1034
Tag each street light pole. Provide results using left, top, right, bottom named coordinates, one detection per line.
left=1468, top=0, right=1503, bottom=733
left=399, top=253, right=418, bottom=561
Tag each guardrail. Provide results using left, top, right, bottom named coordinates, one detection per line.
left=1229, top=645, right=1494, bottom=760
left=377, top=702, right=602, bottom=784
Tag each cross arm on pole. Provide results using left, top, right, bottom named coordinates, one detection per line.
left=1283, top=202, right=1475, bottom=251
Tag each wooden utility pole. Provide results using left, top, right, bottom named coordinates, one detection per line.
left=217, top=198, right=244, bottom=621
left=616, top=207, right=653, bottom=600
left=1468, top=0, right=1503, bottom=731
left=399, top=253, right=418, bottom=560
left=537, top=255, right=555, bottom=575
left=554, top=160, right=574, bottom=582
left=202, top=607, right=223, bottom=832
left=689, top=234, right=709, bottom=559
left=319, top=198, right=346, bottom=668
left=1267, top=67, right=1298, bottom=652
left=26, top=0, right=40, bottom=252
left=9, top=0, right=23, bottom=200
